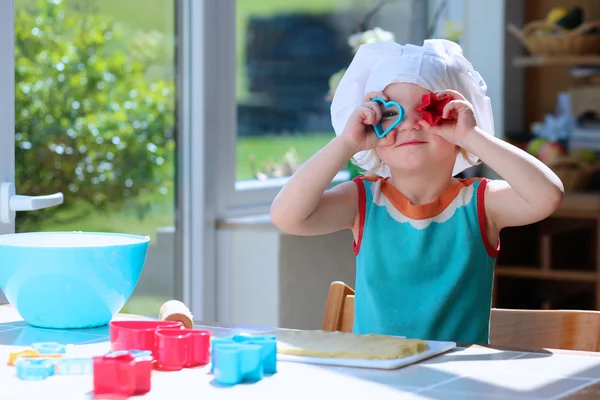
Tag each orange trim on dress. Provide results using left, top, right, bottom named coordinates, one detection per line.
left=355, top=176, right=479, bottom=220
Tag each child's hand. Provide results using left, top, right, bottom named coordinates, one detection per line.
left=339, top=91, right=396, bottom=152
left=418, top=90, right=478, bottom=146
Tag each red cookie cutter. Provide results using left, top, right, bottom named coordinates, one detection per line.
left=110, top=320, right=184, bottom=352
left=415, top=92, right=452, bottom=126
left=154, top=328, right=211, bottom=371
left=93, top=350, right=153, bottom=397
left=109, top=320, right=211, bottom=372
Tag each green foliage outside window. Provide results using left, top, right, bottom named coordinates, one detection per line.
left=14, top=0, right=175, bottom=228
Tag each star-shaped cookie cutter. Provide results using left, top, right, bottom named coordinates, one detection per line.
left=415, top=92, right=451, bottom=126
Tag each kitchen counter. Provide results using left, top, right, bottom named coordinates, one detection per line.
left=0, top=306, right=599, bottom=399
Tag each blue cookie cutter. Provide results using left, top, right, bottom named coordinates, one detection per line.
left=210, top=337, right=235, bottom=373
left=55, top=357, right=93, bottom=375
left=15, top=358, right=56, bottom=380
left=32, top=342, right=66, bottom=355
left=370, top=97, right=405, bottom=138
left=233, top=333, right=277, bottom=374
left=209, top=334, right=278, bottom=385
left=213, top=343, right=264, bottom=385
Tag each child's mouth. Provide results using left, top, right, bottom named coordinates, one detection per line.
left=395, top=140, right=427, bottom=147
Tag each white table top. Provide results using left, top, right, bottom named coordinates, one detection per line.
left=0, top=307, right=599, bottom=399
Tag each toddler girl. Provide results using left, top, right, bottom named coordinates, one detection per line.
left=270, top=39, right=563, bottom=344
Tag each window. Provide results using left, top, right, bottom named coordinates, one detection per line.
left=428, top=0, right=465, bottom=44
left=213, top=0, right=431, bottom=217
left=13, top=0, right=179, bottom=316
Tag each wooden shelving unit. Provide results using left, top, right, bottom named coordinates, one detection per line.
left=513, top=55, right=600, bottom=67
left=494, top=0, right=600, bottom=312
left=493, top=194, right=600, bottom=310
left=495, top=267, right=597, bottom=282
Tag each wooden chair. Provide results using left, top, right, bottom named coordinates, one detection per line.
left=322, top=281, right=600, bottom=352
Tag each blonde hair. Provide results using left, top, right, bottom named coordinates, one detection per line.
left=353, top=147, right=480, bottom=176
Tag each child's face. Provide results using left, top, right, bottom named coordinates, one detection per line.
left=375, top=82, right=458, bottom=173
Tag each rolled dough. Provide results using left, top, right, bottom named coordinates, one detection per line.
left=263, top=330, right=429, bottom=360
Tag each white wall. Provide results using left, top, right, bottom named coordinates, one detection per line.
left=215, top=217, right=356, bottom=329
left=133, top=227, right=176, bottom=299
left=463, top=0, right=506, bottom=139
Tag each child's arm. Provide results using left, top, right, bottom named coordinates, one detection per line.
left=270, top=136, right=359, bottom=236
left=271, top=92, right=396, bottom=236
left=424, top=89, right=564, bottom=233
left=461, top=128, right=564, bottom=230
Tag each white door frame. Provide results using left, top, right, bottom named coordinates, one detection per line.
left=0, top=0, right=14, bottom=236
left=176, top=0, right=218, bottom=323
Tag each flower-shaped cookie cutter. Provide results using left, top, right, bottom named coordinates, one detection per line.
left=92, top=350, right=153, bottom=397
left=110, top=320, right=184, bottom=353
left=154, top=328, right=211, bottom=371
left=109, top=320, right=211, bottom=371
left=209, top=333, right=278, bottom=385
left=15, top=358, right=56, bottom=380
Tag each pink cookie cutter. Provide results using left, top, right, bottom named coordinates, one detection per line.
left=109, top=320, right=211, bottom=371
left=154, top=328, right=211, bottom=371
left=110, top=320, right=184, bottom=352
left=93, top=350, right=153, bottom=397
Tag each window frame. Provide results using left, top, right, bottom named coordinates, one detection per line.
left=207, top=0, right=506, bottom=220
left=210, top=0, right=393, bottom=219
left=0, top=0, right=14, bottom=236
left=176, top=0, right=226, bottom=322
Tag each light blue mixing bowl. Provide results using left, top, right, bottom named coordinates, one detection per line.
left=0, top=232, right=150, bottom=329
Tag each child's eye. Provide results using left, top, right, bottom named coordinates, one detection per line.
left=382, top=111, right=398, bottom=119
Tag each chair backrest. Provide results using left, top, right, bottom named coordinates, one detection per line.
left=489, top=308, right=600, bottom=352
left=322, top=281, right=355, bottom=332
left=322, top=281, right=600, bottom=352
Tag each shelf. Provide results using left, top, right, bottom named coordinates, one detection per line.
left=513, top=55, right=600, bottom=67
left=553, top=193, right=600, bottom=219
left=495, top=266, right=597, bottom=282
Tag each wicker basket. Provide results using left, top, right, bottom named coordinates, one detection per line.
left=546, top=157, right=600, bottom=192
left=507, top=20, right=600, bottom=55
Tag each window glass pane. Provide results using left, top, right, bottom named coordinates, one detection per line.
left=14, top=0, right=177, bottom=316
left=429, top=0, right=464, bottom=45
left=235, top=0, right=426, bottom=183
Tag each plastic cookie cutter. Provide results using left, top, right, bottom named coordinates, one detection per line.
left=212, top=343, right=264, bottom=386
left=210, top=336, right=236, bottom=373
left=233, top=333, right=278, bottom=374
left=154, top=328, right=211, bottom=371
left=370, top=97, right=405, bottom=138
left=8, top=342, right=67, bottom=366
left=8, top=349, right=39, bottom=366
left=32, top=342, right=67, bottom=355
left=110, top=320, right=184, bottom=353
left=55, top=357, right=93, bottom=375
left=15, top=358, right=56, bottom=380
left=415, top=92, right=452, bottom=126
left=93, top=350, right=154, bottom=397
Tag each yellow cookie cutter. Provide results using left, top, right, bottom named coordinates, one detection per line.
left=8, top=349, right=63, bottom=366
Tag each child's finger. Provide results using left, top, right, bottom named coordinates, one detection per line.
left=418, top=120, right=432, bottom=129
left=359, top=106, right=378, bottom=126
left=436, top=89, right=466, bottom=101
left=362, top=102, right=382, bottom=124
left=442, top=100, right=468, bottom=119
left=363, top=91, right=388, bottom=102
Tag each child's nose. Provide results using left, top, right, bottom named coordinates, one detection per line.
left=396, top=110, right=420, bottom=132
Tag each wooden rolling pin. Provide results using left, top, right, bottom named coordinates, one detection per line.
left=158, top=300, right=194, bottom=329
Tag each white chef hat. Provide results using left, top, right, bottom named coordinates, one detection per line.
left=331, top=39, right=495, bottom=177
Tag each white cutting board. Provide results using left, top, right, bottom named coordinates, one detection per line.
left=276, top=340, right=456, bottom=370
